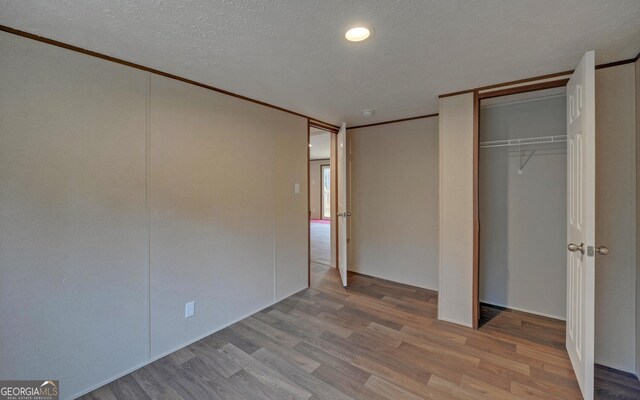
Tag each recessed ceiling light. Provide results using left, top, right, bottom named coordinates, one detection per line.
left=345, top=27, right=370, bottom=42
left=362, top=109, right=374, bottom=117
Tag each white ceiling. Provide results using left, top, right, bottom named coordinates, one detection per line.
left=310, top=130, right=331, bottom=160
left=1, top=1, right=638, bottom=126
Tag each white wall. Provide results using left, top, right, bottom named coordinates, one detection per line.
left=594, top=64, right=636, bottom=373
left=438, top=93, right=475, bottom=326
left=479, top=95, right=567, bottom=320
left=0, top=32, right=308, bottom=399
left=349, top=117, right=439, bottom=290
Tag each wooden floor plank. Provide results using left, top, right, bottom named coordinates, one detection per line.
left=252, top=347, right=356, bottom=400
left=108, top=374, right=151, bottom=400
left=220, top=343, right=312, bottom=400
left=80, top=264, right=638, bottom=400
left=310, top=220, right=331, bottom=266
left=364, top=375, right=424, bottom=400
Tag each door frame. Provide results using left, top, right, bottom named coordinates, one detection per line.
left=471, top=78, right=571, bottom=328
left=320, top=164, right=331, bottom=220
left=308, top=120, right=339, bottom=287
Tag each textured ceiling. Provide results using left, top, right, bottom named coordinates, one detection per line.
left=1, top=1, right=639, bottom=126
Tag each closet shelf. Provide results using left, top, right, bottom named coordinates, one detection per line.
left=480, top=135, right=567, bottom=149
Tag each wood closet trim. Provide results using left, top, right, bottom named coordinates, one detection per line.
left=0, top=24, right=340, bottom=130
left=472, top=91, right=480, bottom=329
left=348, top=52, right=640, bottom=132
left=440, top=70, right=572, bottom=98
left=477, top=79, right=569, bottom=100
left=310, top=120, right=340, bottom=133
left=470, top=72, right=579, bottom=328
left=440, top=53, right=640, bottom=99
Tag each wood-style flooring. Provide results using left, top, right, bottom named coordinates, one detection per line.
left=595, top=364, right=640, bottom=400
left=310, top=220, right=331, bottom=266
left=480, top=305, right=640, bottom=399
left=82, top=263, right=640, bottom=400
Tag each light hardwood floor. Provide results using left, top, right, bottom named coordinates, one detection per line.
left=82, top=263, right=639, bottom=400
left=310, top=220, right=331, bottom=266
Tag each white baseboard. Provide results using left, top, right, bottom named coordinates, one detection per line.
left=480, top=300, right=565, bottom=321
left=69, top=286, right=308, bottom=400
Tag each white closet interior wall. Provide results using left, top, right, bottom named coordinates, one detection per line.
left=479, top=89, right=567, bottom=320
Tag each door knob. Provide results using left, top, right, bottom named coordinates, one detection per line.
left=596, top=246, right=609, bottom=255
left=567, top=243, right=585, bottom=254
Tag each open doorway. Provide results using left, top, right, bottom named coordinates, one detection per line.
left=473, top=54, right=633, bottom=398
left=309, top=129, right=333, bottom=266
left=476, top=87, right=573, bottom=375
left=478, top=86, right=568, bottom=327
left=308, top=124, right=339, bottom=286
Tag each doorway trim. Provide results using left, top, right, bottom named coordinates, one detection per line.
left=320, top=164, right=331, bottom=220
left=471, top=77, right=570, bottom=329
left=308, top=120, right=339, bottom=287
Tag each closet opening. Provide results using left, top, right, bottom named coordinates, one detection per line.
left=478, top=87, right=568, bottom=338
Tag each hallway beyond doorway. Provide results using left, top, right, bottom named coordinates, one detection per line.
left=310, top=219, right=330, bottom=266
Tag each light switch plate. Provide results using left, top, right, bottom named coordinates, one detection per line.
left=185, top=301, right=195, bottom=318
left=294, top=183, right=300, bottom=194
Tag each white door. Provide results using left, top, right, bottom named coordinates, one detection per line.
left=337, top=122, right=348, bottom=287
left=566, top=50, right=595, bottom=400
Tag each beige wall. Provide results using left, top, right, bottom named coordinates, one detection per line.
left=0, top=32, right=149, bottom=399
left=349, top=117, right=439, bottom=289
left=275, top=112, right=310, bottom=300
left=148, top=75, right=309, bottom=357
left=438, top=93, right=475, bottom=327
left=594, top=63, right=637, bottom=372
left=0, top=32, right=308, bottom=399
left=309, top=159, right=330, bottom=220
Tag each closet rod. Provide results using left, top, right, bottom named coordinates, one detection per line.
left=480, top=135, right=567, bottom=149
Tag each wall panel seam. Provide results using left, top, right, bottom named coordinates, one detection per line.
left=274, top=111, right=278, bottom=302
left=145, top=72, right=152, bottom=360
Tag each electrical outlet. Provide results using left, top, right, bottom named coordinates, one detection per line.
left=185, top=301, right=195, bottom=318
